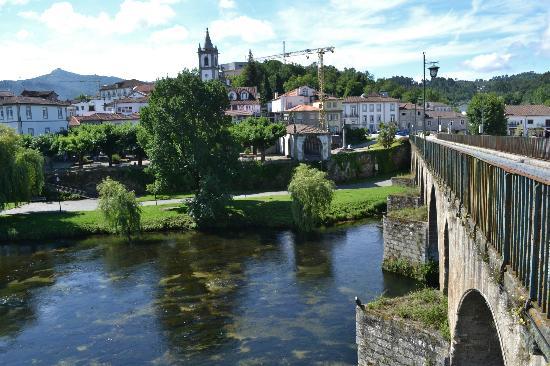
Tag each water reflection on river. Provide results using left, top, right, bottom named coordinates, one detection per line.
left=0, top=220, right=418, bottom=365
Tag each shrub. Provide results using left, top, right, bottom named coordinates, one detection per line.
left=97, top=177, right=141, bottom=240
left=288, top=164, right=335, bottom=232
left=345, top=127, right=370, bottom=145
left=111, top=153, right=122, bottom=164
left=378, top=122, right=397, bottom=148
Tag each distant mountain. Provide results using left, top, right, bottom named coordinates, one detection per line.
left=0, top=69, right=124, bottom=100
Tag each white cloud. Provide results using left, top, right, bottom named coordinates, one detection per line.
left=218, top=0, right=235, bottom=9
left=0, top=0, right=28, bottom=8
left=149, top=25, right=189, bottom=43
left=210, top=16, right=274, bottom=43
left=19, top=0, right=180, bottom=35
left=15, top=29, right=30, bottom=40
left=463, top=53, right=512, bottom=72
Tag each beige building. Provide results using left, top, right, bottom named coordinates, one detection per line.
left=505, top=105, right=550, bottom=137
left=313, top=97, right=343, bottom=133
left=284, top=104, right=320, bottom=126
left=425, top=111, right=468, bottom=133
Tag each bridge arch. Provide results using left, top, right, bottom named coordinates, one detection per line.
left=452, top=289, right=505, bottom=366
left=428, top=186, right=439, bottom=263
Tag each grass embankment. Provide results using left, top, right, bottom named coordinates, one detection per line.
left=0, top=185, right=407, bottom=242
left=368, top=288, right=450, bottom=340
left=387, top=205, right=428, bottom=221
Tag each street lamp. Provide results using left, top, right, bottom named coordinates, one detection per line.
left=422, top=52, right=440, bottom=138
left=55, top=173, right=61, bottom=212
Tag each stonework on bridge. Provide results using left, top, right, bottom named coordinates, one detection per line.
left=411, top=141, right=548, bottom=366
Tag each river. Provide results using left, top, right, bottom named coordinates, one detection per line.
left=0, top=220, right=418, bottom=365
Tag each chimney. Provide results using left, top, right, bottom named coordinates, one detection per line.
left=274, top=92, right=279, bottom=99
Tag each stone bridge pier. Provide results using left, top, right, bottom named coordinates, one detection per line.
left=412, top=147, right=548, bottom=366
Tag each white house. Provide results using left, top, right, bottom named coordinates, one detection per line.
left=505, top=105, right=550, bottom=136
left=99, top=79, right=148, bottom=101
left=278, top=124, right=331, bottom=161
left=106, top=97, right=149, bottom=115
left=342, top=93, right=400, bottom=132
left=270, top=86, right=317, bottom=120
left=0, top=95, right=69, bottom=135
left=71, top=98, right=110, bottom=117
left=69, top=113, right=140, bottom=127
left=227, top=87, right=261, bottom=120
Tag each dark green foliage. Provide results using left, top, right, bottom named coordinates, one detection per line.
left=230, top=117, right=286, bottom=161
left=345, top=127, right=370, bottom=145
left=232, top=160, right=298, bottom=192
left=467, top=93, right=508, bottom=135
left=140, top=70, right=238, bottom=227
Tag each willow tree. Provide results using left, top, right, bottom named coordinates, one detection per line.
left=0, top=126, right=44, bottom=209
left=288, top=164, right=335, bottom=232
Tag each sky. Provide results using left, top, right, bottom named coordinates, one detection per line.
left=0, top=0, right=549, bottom=82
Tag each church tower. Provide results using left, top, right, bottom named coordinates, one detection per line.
left=198, top=28, right=220, bottom=82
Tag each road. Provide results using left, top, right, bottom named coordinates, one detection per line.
left=1, top=179, right=392, bottom=216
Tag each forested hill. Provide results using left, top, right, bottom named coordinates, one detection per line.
left=0, top=69, right=122, bottom=100
left=230, top=59, right=550, bottom=107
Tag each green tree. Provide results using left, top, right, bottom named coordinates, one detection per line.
left=378, top=122, right=397, bottom=148
left=467, top=93, right=508, bottom=135
left=97, top=177, right=141, bottom=240
left=0, top=126, right=44, bottom=209
left=140, top=70, right=238, bottom=226
left=91, top=124, right=125, bottom=166
left=288, top=164, right=335, bottom=232
left=55, top=127, right=94, bottom=167
left=119, top=124, right=147, bottom=166
left=230, top=117, right=286, bottom=162
left=240, top=50, right=261, bottom=89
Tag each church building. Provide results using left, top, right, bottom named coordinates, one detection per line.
left=198, top=28, right=222, bottom=82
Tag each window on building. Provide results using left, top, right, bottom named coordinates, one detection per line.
left=351, top=106, right=357, bottom=115
left=376, top=104, right=381, bottom=112
left=369, top=104, right=374, bottom=112
left=401, top=112, right=406, bottom=116
left=45, top=127, right=50, bottom=134
left=0, top=107, right=3, bottom=120
left=89, top=105, right=95, bottom=112
left=427, top=121, right=431, bottom=126
left=461, top=119, right=464, bottom=125
left=377, top=115, right=381, bottom=122
left=27, top=128, right=34, bottom=136
left=26, top=106, right=32, bottom=119
left=370, top=115, right=374, bottom=122
left=527, top=119, right=534, bottom=124
left=390, top=114, right=395, bottom=122
left=546, top=119, right=550, bottom=127
left=58, top=107, right=63, bottom=119
left=363, top=116, right=367, bottom=122
left=204, top=56, right=209, bottom=66
left=390, top=103, right=395, bottom=111
left=362, top=104, right=367, bottom=112
left=43, top=107, right=48, bottom=119
left=241, top=92, right=248, bottom=100
left=7, top=107, right=13, bottom=120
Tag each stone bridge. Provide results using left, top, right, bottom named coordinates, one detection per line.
left=411, top=135, right=549, bottom=366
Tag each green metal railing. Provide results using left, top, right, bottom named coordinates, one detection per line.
left=436, top=134, right=550, bottom=161
left=412, top=136, right=550, bottom=316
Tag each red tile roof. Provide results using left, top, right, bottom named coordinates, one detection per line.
left=400, top=102, right=421, bottom=110
left=69, top=113, right=140, bottom=126
left=286, top=123, right=328, bottom=135
left=286, top=104, right=320, bottom=112
left=275, top=86, right=318, bottom=99
left=133, top=83, right=155, bottom=95
left=505, top=105, right=550, bottom=117
left=230, top=100, right=260, bottom=106
left=225, top=110, right=254, bottom=117
left=100, top=79, right=146, bottom=91
left=343, top=93, right=400, bottom=103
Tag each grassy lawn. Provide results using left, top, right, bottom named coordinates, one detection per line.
left=0, top=185, right=408, bottom=242
left=367, top=288, right=450, bottom=340
left=387, top=206, right=428, bottom=222
left=367, top=139, right=405, bottom=151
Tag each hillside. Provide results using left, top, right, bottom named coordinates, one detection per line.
left=0, top=69, right=123, bottom=100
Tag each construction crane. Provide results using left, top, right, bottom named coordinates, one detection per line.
left=256, top=45, right=335, bottom=130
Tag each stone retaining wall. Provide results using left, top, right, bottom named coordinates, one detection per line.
left=356, top=308, right=449, bottom=366
left=391, top=177, right=416, bottom=187
left=383, top=216, right=428, bottom=265
left=387, top=195, right=422, bottom=211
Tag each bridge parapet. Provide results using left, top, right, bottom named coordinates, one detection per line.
left=411, top=136, right=549, bottom=318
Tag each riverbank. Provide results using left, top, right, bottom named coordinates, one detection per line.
left=0, top=185, right=411, bottom=242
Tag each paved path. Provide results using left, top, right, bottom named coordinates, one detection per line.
left=428, top=136, right=550, bottom=184
left=1, top=179, right=392, bottom=216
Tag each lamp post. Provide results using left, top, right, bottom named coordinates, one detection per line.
left=422, top=52, right=440, bottom=138
left=55, top=173, right=61, bottom=212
